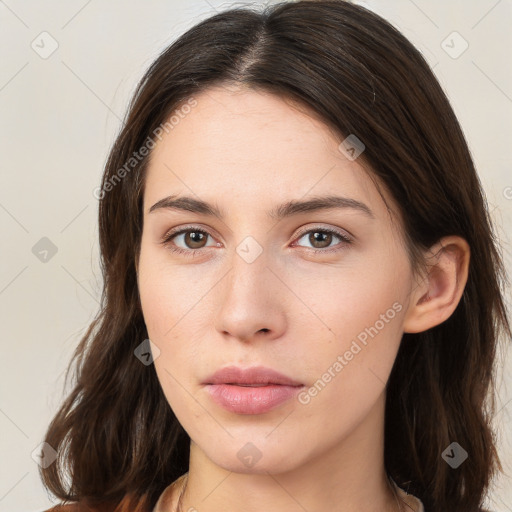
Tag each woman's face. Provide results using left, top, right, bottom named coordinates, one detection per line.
left=137, top=84, right=418, bottom=474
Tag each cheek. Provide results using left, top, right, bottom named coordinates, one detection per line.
left=139, top=278, right=206, bottom=372
left=293, top=280, right=405, bottom=443
left=137, top=243, right=209, bottom=340
left=294, top=254, right=406, bottom=346
left=291, top=254, right=407, bottom=403
left=137, top=247, right=218, bottom=402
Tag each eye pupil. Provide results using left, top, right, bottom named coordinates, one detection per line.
left=310, top=231, right=332, bottom=248
left=185, top=231, right=207, bottom=248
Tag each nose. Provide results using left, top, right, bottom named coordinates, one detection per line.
left=214, top=247, right=287, bottom=343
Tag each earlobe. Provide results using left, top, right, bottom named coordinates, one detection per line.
left=403, top=236, right=470, bottom=334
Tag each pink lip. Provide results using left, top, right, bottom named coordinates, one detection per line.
left=203, top=365, right=303, bottom=387
left=205, top=384, right=303, bottom=414
left=202, top=366, right=304, bottom=415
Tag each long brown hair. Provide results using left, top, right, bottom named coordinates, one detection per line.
left=40, top=1, right=511, bottom=511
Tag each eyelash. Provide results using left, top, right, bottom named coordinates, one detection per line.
left=160, top=225, right=352, bottom=257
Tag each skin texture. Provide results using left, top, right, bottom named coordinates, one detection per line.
left=136, top=84, right=470, bottom=512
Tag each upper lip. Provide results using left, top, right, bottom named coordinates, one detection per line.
left=203, top=365, right=303, bottom=387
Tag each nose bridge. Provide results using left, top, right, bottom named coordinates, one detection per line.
left=214, top=235, right=286, bottom=341
left=225, top=238, right=271, bottom=301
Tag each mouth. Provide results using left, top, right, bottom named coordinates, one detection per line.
left=202, top=365, right=304, bottom=414
left=203, top=365, right=303, bottom=387
left=204, top=382, right=304, bottom=414
left=223, top=382, right=301, bottom=387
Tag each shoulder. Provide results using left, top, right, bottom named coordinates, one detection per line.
left=41, top=506, right=79, bottom=512
left=40, top=494, right=151, bottom=512
left=41, top=500, right=122, bottom=512
left=42, top=505, right=89, bottom=512
left=41, top=505, right=90, bottom=512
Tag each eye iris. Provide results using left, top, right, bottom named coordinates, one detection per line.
left=185, top=231, right=207, bottom=249
left=310, top=231, right=332, bottom=248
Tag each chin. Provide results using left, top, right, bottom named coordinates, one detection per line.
left=199, top=437, right=305, bottom=476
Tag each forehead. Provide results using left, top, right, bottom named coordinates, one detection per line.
left=143, top=85, right=384, bottom=218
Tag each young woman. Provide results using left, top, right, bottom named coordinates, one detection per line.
left=40, top=1, right=510, bottom=511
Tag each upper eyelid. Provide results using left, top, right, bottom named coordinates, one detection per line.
left=162, top=224, right=216, bottom=241
left=294, top=225, right=352, bottom=241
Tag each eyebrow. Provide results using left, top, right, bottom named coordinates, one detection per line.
left=148, top=194, right=374, bottom=220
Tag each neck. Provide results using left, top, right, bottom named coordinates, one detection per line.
left=178, top=392, right=402, bottom=512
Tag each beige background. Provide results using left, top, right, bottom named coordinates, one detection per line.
left=0, top=0, right=511, bottom=510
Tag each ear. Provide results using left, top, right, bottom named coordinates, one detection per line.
left=403, top=236, right=470, bottom=334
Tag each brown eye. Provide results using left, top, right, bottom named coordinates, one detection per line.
left=308, top=231, right=333, bottom=249
left=161, top=227, right=216, bottom=255
left=294, top=227, right=352, bottom=252
left=182, top=230, right=208, bottom=249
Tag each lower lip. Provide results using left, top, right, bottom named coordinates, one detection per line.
left=205, top=384, right=304, bottom=414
